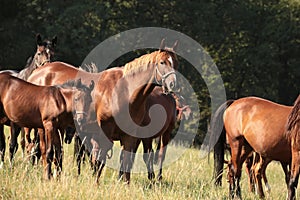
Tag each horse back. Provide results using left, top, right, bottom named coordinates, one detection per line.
left=0, top=73, right=67, bottom=128
left=224, top=96, right=292, bottom=160
left=27, top=61, right=80, bottom=86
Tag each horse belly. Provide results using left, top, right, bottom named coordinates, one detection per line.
left=4, top=103, right=43, bottom=128
left=244, top=129, right=291, bottom=162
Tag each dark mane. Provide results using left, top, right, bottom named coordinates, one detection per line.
left=56, top=79, right=91, bottom=91
left=286, top=95, right=300, bottom=140
left=17, top=56, right=37, bottom=80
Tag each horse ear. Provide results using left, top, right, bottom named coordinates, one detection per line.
left=89, top=80, right=95, bottom=90
left=159, top=38, right=166, bottom=50
left=36, top=34, right=42, bottom=46
left=52, top=35, right=57, bottom=47
left=172, top=40, right=178, bottom=51
left=75, top=78, right=82, bottom=87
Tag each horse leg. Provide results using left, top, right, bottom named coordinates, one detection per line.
left=90, top=132, right=113, bottom=184
left=154, top=137, right=161, bottom=165
left=228, top=138, right=252, bottom=199
left=142, top=138, right=155, bottom=180
left=280, top=162, right=290, bottom=189
left=37, top=128, right=47, bottom=174
left=9, top=122, right=21, bottom=166
left=74, top=134, right=85, bottom=175
left=244, top=153, right=255, bottom=193
left=33, top=128, right=41, bottom=164
left=20, top=128, right=25, bottom=158
left=95, top=149, right=107, bottom=184
left=253, top=155, right=267, bottom=198
left=287, top=148, right=300, bottom=200
left=157, top=131, right=171, bottom=181
left=118, top=143, right=124, bottom=180
left=261, top=158, right=272, bottom=194
left=43, top=121, right=54, bottom=180
left=0, top=124, right=5, bottom=168
left=23, top=127, right=34, bottom=163
left=53, top=128, right=63, bottom=178
left=121, top=135, right=139, bottom=184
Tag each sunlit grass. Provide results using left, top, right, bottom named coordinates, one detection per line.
left=0, top=126, right=297, bottom=199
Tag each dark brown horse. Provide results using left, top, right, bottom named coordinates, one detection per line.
left=211, top=97, right=292, bottom=199
left=19, top=33, right=57, bottom=160
left=118, top=87, right=177, bottom=181
left=286, top=95, right=300, bottom=200
left=0, top=34, right=57, bottom=167
left=0, top=73, right=94, bottom=179
left=27, top=39, right=179, bottom=183
left=76, top=88, right=192, bottom=180
left=3, top=33, right=56, bottom=80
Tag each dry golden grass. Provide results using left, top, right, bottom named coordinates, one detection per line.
left=0, top=126, right=297, bottom=200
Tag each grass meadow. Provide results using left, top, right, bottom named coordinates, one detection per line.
left=0, top=126, right=296, bottom=200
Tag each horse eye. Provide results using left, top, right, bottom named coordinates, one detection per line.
left=160, top=61, right=165, bottom=65
left=37, top=52, right=41, bottom=56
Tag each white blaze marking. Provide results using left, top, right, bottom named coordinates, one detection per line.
left=168, top=56, right=173, bottom=68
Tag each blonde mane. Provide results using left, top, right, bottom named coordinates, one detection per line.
left=123, top=50, right=170, bottom=77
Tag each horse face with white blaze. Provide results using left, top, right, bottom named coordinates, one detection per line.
left=155, top=39, right=179, bottom=93
left=35, top=33, right=57, bottom=67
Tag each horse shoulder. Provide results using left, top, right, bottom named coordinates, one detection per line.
left=40, top=87, right=66, bottom=122
left=93, top=70, right=124, bottom=120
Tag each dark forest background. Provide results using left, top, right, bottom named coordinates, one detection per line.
left=0, top=0, right=299, bottom=144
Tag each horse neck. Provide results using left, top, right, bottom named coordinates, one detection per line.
left=17, top=57, right=37, bottom=80
left=58, top=88, right=73, bottom=113
left=124, top=67, right=157, bottom=107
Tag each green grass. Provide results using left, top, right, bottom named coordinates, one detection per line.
left=0, top=126, right=297, bottom=200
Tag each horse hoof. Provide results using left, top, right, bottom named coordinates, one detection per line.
left=157, top=175, right=162, bottom=181
left=148, top=172, right=155, bottom=180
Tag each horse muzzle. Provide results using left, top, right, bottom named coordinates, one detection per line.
left=163, top=74, right=177, bottom=93
left=74, top=111, right=88, bottom=129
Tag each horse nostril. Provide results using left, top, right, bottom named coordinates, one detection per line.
left=170, top=81, right=175, bottom=89
left=78, top=117, right=86, bottom=125
left=77, top=117, right=83, bottom=125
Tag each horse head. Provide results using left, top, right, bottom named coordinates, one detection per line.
left=72, top=79, right=95, bottom=128
left=155, top=39, right=179, bottom=93
left=34, top=33, right=57, bottom=67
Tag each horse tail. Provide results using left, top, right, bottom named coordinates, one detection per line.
left=210, top=100, right=235, bottom=187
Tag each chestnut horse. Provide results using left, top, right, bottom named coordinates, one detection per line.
left=0, top=34, right=57, bottom=167
left=211, top=97, right=292, bottom=199
left=27, top=39, right=178, bottom=183
left=0, top=73, right=94, bottom=179
left=286, top=95, right=300, bottom=200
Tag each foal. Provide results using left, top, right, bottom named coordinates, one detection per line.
left=0, top=73, right=94, bottom=179
left=0, top=34, right=57, bottom=165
